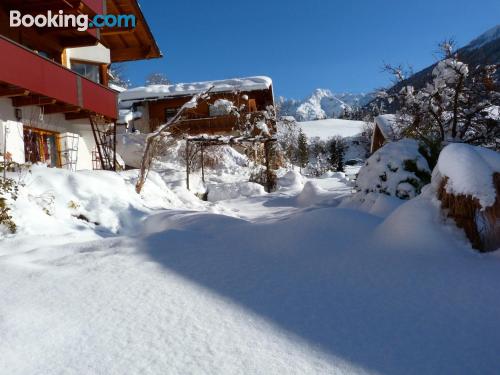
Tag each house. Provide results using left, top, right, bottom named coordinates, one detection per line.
left=0, top=0, right=161, bottom=171
left=118, top=76, right=276, bottom=136
left=371, top=114, right=398, bottom=153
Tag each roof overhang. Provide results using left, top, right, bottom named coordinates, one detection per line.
left=99, top=0, right=162, bottom=62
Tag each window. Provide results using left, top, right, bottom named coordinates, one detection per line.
left=23, top=127, right=60, bottom=167
left=165, top=107, right=179, bottom=122
left=70, top=60, right=101, bottom=83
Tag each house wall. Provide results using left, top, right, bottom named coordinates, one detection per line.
left=145, top=89, right=275, bottom=134
left=66, top=44, right=111, bottom=66
left=0, top=98, right=97, bottom=170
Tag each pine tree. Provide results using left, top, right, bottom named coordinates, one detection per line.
left=297, top=129, right=309, bottom=173
left=327, top=136, right=347, bottom=172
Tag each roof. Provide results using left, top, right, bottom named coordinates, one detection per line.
left=100, top=0, right=162, bottom=62
left=374, top=114, right=398, bottom=139
left=119, top=76, right=273, bottom=103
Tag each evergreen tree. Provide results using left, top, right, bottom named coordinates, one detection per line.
left=328, top=136, right=347, bottom=172
left=297, top=129, right=309, bottom=173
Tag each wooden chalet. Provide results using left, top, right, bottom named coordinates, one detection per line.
left=118, top=76, right=276, bottom=136
left=371, top=114, right=397, bottom=153
left=0, top=0, right=161, bottom=171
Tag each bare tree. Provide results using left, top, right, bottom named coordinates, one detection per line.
left=382, top=41, right=500, bottom=151
left=109, top=63, right=131, bottom=89
left=145, top=72, right=171, bottom=85
left=135, top=88, right=213, bottom=193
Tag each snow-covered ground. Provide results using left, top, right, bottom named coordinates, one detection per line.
left=1, top=149, right=500, bottom=374
left=298, top=118, right=367, bottom=140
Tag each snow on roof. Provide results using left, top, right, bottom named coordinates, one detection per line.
left=295, top=119, right=367, bottom=140
left=436, top=143, right=500, bottom=209
left=119, top=76, right=273, bottom=103
left=374, top=114, right=398, bottom=139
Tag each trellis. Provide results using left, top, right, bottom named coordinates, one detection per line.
left=184, top=135, right=277, bottom=193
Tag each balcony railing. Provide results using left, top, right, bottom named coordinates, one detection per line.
left=174, top=111, right=276, bottom=135
left=0, top=35, right=117, bottom=120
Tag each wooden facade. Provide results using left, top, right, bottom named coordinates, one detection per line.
left=371, top=124, right=386, bottom=153
left=143, top=88, right=276, bottom=136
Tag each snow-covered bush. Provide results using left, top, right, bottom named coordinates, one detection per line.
left=209, top=99, right=236, bottom=117
left=0, top=178, right=19, bottom=234
left=356, top=139, right=431, bottom=200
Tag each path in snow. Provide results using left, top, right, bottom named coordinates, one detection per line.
left=1, top=172, right=500, bottom=374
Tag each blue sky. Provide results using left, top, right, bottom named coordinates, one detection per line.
left=123, top=0, right=500, bottom=99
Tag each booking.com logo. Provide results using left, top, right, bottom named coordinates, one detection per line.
left=9, top=10, right=136, bottom=32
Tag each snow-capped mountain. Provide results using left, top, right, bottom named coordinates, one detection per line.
left=278, top=89, right=374, bottom=121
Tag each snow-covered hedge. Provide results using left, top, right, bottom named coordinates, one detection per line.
left=356, top=139, right=431, bottom=200
left=433, top=143, right=500, bottom=209
left=433, top=143, right=500, bottom=252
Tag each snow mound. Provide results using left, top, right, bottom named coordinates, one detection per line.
left=356, top=139, right=431, bottom=199
left=207, top=182, right=266, bottom=202
left=435, top=143, right=500, bottom=208
left=7, top=166, right=191, bottom=236
left=278, top=170, right=305, bottom=190
left=340, top=192, right=404, bottom=218
left=296, top=181, right=326, bottom=207
left=116, top=133, right=147, bottom=168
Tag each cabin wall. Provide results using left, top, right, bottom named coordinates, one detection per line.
left=145, top=89, right=274, bottom=133
left=371, top=125, right=386, bottom=153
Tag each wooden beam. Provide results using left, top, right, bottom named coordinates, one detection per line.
left=110, top=46, right=152, bottom=62
left=0, top=88, right=30, bottom=97
left=12, top=96, right=56, bottom=107
left=65, top=111, right=91, bottom=120
left=43, top=104, right=81, bottom=114
left=99, top=27, right=134, bottom=36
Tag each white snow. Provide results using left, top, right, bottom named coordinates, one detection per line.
left=277, top=89, right=374, bottom=121
left=207, top=181, right=266, bottom=202
left=1, top=140, right=500, bottom=374
left=374, top=114, right=398, bottom=139
left=356, top=139, right=431, bottom=199
left=435, top=143, right=500, bottom=208
left=296, top=118, right=367, bottom=140
left=119, top=76, right=272, bottom=103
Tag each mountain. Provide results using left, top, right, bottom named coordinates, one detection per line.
left=365, top=24, right=500, bottom=111
left=277, top=89, right=374, bottom=121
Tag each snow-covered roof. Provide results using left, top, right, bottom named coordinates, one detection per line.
left=374, top=114, right=398, bottom=139
left=119, top=76, right=273, bottom=103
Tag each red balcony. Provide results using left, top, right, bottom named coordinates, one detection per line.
left=0, top=35, right=117, bottom=120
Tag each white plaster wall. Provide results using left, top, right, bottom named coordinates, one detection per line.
left=0, top=98, right=97, bottom=170
left=0, top=121, right=25, bottom=164
left=131, top=104, right=151, bottom=133
left=66, top=43, right=111, bottom=65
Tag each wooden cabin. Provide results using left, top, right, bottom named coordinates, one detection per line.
left=118, top=76, right=276, bottom=136
left=371, top=114, right=397, bottom=153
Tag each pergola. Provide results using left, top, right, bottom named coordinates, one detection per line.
left=184, top=135, right=277, bottom=193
